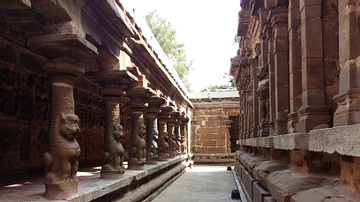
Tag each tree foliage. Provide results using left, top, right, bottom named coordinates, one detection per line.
left=201, top=73, right=236, bottom=92
left=145, top=10, right=192, bottom=91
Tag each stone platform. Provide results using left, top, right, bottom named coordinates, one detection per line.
left=0, top=156, right=190, bottom=202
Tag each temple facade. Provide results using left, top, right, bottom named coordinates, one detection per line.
left=232, top=0, right=360, bottom=201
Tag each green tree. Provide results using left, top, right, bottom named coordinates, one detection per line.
left=145, top=10, right=193, bottom=91
left=201, top=84, right=231, bottom=92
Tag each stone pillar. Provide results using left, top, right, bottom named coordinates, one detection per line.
left=269, top=7, right=290, bottom=135
left=298, top=0, right=330, bottom=131
left=179, top=116, right=189, bottom=155
left=168, top=111, right=180, bottom=158
left=174, top=116, right=181, bottom=155
left=257, top=34, right=270, bottom=137
left=158, top=106, right=172, bottom=161
left=250, top=57, right=260, bottom=138
left=225, top=120, right=233, bottom=153
left=127, top=87, right=151, bottom=169
left=86, top=69, right=137, bottom=178
left=100, top=87, right=127, bottom=177
left=264, top=23, right=276, bottom=136
left=334, top=0, right=360, bottom=126
left=144, top=96, right=165, bottom=165
left=27, top=26, right=97, bottom=199
left=287, top=0, right=302, bottom=133
left=43, top=60, right=84, bottom=199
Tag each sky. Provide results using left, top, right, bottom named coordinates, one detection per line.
left=121, top=0, right=240, bottom=93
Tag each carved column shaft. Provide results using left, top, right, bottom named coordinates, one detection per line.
left=174, top=118, right=181, bottom=155
left=44, top=61, right=84, bottom=200
left=167, top=117, right=176, bottom=158
left=144, top=96, right=164, bottom=165
left=86, top=70, right=136, bottom=177
left=99, top=86, right=127, bottom=177
left=179, top=116, right=189, bottom=155
left=158, top=106, right=171, bottom=161
left=128, top=98, right=146, bottom=169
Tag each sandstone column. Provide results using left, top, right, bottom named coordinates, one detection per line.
left=158, top=106, right=172, bottom=161
left=43, top=60, right=84, bottom=199
left=127, top=87, right=152, bottom=169
left=87, top=70, right=137, bottom=178
left=263, top=23, right=276, bottom=136
left=168, top=110, right=180, bottom=158
left=334, top=0, right=360, bottom=126
left=298, top=0, right=330, bottom=131
left=144, top=96, right=165, bottom=165
left=179, top=116, right=190, bottom=155
left=287, top=0, right=302, bottom=133
left=269, top=7, right=290, bottom=135
left=28, top=29, right=97, bottom=198
left=174, top=115, right=181, bottom=155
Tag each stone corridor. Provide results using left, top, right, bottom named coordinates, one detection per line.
left=151, top=165, right=239, bottom=202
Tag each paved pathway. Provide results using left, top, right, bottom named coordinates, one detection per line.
left=152, top=165, right=239, bottom=202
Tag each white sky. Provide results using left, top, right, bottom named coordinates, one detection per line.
left=121, top=0, right=240, bottom=92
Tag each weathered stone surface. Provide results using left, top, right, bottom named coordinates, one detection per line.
left=309, top=124, right=360, bottom=157
left=291, top=185, right=360, bottom=202
left=266, top=169, right=338, bottom=202
left=239, top=152, right=266, bottom=173
left=253, top=160, right=289, bottom=189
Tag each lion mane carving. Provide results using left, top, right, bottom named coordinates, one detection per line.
left=43, top=113, right=81, bottom=186
left=102, top=123, right=125, bottom=173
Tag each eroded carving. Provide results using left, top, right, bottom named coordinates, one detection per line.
left=43, top=113, right=81, bottom=198
left=102, top=123, right=125, bottom=173
left=129, top=118, right=146, bottom=165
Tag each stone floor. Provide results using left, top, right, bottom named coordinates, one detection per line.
left=152, top=165, right=241, bottom=202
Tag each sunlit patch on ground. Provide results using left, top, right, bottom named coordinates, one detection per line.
left=186, top=165, right=232, bottom=173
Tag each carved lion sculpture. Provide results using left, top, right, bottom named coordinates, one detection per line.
left=158, top=131, right=169, bottom=159
left=43, top=113, right=81, bottom=185
left=129, top=121, right=146, bottom=164
left=102, top=123, right=125, bottom=173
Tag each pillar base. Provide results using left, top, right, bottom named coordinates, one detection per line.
left=299, top=105, right=330, bottom=132
left=146, top=155, right=158, bottom=165
left=100, top=171, right=125, bottom=179
left=44, top=179, right=78, bottom=200
left=127, top=165, right=144, bottom=170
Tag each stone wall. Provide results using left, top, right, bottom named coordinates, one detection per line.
left=230, top=0, right=360, bottom=201
left=190, top=91, right=240, bottom=160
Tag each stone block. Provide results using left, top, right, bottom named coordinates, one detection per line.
left=339, top=4, right=360, bottom=64
left=253, top=160, right=290, bottom=188
left=302, top=57, right=325, bottom=89
left=242, top=169, right=257, bottom=201
left=301, top=19, right=323, bottom=59
left=309, top=124, right=360, bottom=158
left=266, top=169, right=336, bottom=202
left=301, top=88, right=326, bottom=106
left=253, top=181, right=271, bottom=202
left=290, top=185, right=360, bottom=202
left=240, top=152, right=266, bottom=172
